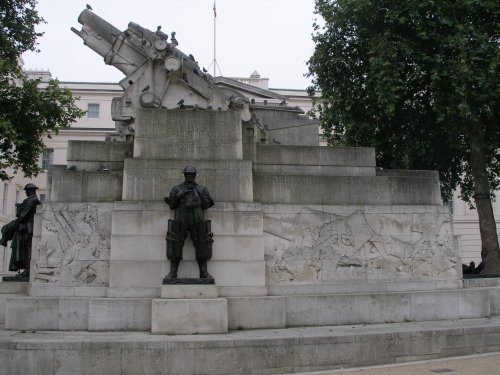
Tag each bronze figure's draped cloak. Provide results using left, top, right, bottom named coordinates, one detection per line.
left=8, top=193, right=41, bottom=272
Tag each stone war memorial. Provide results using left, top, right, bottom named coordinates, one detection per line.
left=1, top=8, right=500, bottom=375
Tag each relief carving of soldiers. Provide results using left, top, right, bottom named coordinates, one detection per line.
left=163, top=166, right=214, bottom=282
left=0, top=183, right=41, bottom=280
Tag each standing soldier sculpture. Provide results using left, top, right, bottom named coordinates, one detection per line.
left=163, top=166, right=215, bottom=283
left=0, top=183, right=41, bottom=280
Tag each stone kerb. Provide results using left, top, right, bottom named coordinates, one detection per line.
left=133, top=109, right=243, bottom=160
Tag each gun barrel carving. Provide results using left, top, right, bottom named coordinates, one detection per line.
left=72, top=8, right=249, bottom=136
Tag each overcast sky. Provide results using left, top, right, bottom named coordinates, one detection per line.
left=22, top=0, right=317, bottom=89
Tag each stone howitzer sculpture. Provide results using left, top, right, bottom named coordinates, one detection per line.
left=71, top=9, right=251, bottom=136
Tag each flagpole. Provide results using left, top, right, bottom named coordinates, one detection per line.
left=208, top=1, right=221, bottom=76
left=213, top=0, right=216, bottom=77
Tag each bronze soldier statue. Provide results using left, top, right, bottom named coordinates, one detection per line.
left=0, top=183, right=41, bottom=280
left=163, top=166, right=214, bottom=282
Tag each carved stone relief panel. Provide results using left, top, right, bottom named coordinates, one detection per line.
left=264, top=206, right=458, bottom=285
left=33, top=204, right=111, bottom=286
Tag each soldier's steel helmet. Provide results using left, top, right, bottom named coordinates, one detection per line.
left=23, top=183, right=39, bottom=190
left=182, top=166, right=197, bottom=174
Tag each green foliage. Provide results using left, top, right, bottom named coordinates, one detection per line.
left=0, top=0, right=85, bottom=180
left=1, top=0, right=43, bottom=73
left=307, top=0, right=500, bottom=203
left=0, top=77, right=85, bottom=180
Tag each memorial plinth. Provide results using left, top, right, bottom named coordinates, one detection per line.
left=3, top=106, right=472, bottom=334
left=1, top=9, right=483, bottom=337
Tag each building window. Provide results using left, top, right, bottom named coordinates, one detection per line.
left=87, top=103, right=100, bottom=118
left=39, top=193, right=46, bottom=203
left=2, top=183, right=8, bottom=212
left=443, top=193, right=454, bottom=215
left=40, top=148, right=54, bottom=170
left=15, top=190, right=20, bottom=204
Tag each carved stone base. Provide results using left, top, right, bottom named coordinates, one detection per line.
left=160, top=284, right=218, bottom=299
left=162, top=277, right=215, bottom=285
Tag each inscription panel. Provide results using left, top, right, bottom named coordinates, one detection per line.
left=123, top=160, right=253, bottom=202
left=134, top=109, right=242, bottom=159
left=123, top=168, right=253, bottom=202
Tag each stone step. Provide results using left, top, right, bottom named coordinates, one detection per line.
left=463, top=277, right=500, bottom=288
left=253, top=174, right=442, bottom=205
left=49, top=165, right=123, bottom=202
left=0, top=294, right=26, bottom=325
left=254, top=144, right=375, bottom=171
left=0, top=281, right=28, bottom=325
left=0, top=317, right=499, bottom=374
left=492, top=289, right=500, bottom=316
left=227, top=287, right=490, bottom=330
left=67, top=139, right=133, bottom=166
left=4, top=287, right=491, bottom=332
left=463, top=278, right=500, bottom=316
left=0, top=281, right=28, bottom=294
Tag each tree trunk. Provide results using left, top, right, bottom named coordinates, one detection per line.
left=469, top=126, right=500, bottom=274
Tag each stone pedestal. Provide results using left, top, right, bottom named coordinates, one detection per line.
left=151, top=285, right=228, bottom=334
left=160, top=284, right=218, bottom=298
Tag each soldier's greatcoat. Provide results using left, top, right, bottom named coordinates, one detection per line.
left=165, top=181, right=214, bottom=261
left=8, top=194, right=41, bottom=271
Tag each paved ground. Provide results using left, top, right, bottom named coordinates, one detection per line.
left=298, top=352, right=500, bottom=375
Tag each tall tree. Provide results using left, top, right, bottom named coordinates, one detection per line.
left=307, top=0, right=500, bottom=272
left=0, top=0, right=84, bottom=181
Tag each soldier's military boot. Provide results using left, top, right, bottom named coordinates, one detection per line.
left=164, top=260, right=180, bottom=280
left=197, top=260, right=213, bottom=279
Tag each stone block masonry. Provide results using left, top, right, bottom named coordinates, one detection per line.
left=134, top=109, right=243, bottom=160
left=7, top=107, right=471, bottom=336
left=1, top=317, right=500, bottom=374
